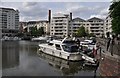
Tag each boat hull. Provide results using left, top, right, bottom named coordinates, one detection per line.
left=38, top=45, right=82, bottom=61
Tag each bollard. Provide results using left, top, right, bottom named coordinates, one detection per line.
left=99, top=46, right=102, bottom=60
left=93, top=47, right=97, bottom=57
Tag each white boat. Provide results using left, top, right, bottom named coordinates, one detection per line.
left=80, top=53, right=97, bottom=64
left=32, top=36, right=47, bottom=41
left=80, top=39, right=96, bottom=50
left=1, top=36, right=21, bottom=41
left=38, top=37, right=82, bottom=61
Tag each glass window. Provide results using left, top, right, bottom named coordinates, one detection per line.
left=48, top=43, right=53, bottom=46
left=62, top=45, right=70, bottom=52
left=62, top=45, right=78, bottom=52
left=55, top=44, right=61, bottom=50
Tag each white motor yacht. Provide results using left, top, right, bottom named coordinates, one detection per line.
left=38, top=37, right=82, bottom=61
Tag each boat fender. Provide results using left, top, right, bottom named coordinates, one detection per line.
left=43, top=48, right=46, bottom=51
left=93, top=47, right=97, bottom=57
left=59, top=52, right=61, bottom=56
left=67, top=56, right=69, bottom=60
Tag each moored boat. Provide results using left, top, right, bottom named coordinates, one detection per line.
left=31, top=36, right=47, bottom=41
left=1, top=36, right=21, bottom=41
left=38, top=37, right=82, bottom=61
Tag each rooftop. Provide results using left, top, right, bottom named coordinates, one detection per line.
left=0, top=7, right=18, bottom=12
left=87, top=17, right=104, bottom=22
left=72, top=17, right=86, bottom=22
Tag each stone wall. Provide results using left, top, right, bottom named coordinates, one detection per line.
left=97, top=38, right=120, bottom=77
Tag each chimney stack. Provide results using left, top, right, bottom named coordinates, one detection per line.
left=48, top=10, right=51, bottom=23
left=70, top=12, right=72, bottom=21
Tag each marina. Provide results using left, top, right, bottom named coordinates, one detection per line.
left=2, top=41, right=100, bottom=76
left=1, top=1, right=120, bottom=77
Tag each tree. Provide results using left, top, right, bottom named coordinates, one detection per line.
left=76, top=26, right=86, bottom=37
left=109, top=0, right=120, bottom=35
left=30, top=26, right=45, bottom=37
left=88, top=33, right=95, bottom=37
left=30, top=26, right=37, bottom=37
left=38, top=27, right=44, bottom=36
left=86, top=29, right=89, bottom=36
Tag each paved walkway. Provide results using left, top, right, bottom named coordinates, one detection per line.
left=97, top=38, right=120, bottom=61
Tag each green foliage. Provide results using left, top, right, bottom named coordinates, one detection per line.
left=30, top=26, right=44, bottom=37
left=72, top=33, right=77, bottom=37
left=38, top=27, right=44, bottom=36
left=76, top=26, right=86, bottom=37
left=112, top=17, right=120, bottom=34
left=17, top=32, right=24, bottom=37
left=88, top=33, right=95, bottom=37
left=109, top=0, right=120, bottom=34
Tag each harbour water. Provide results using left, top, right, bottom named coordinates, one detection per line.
left=2, top=41, right=100, bottom=76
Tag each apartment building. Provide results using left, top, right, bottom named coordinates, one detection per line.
left=27, top=20, right=49, bottom=34
left=0, top=9, right=1, bottom=38
left=70, top=17, right=86, bottom=36
left=50, top=13, right=105, bottom=37
left=69, top=17, right=104, bottom=37
left=86, top=17, right=104, bottom=37
left=50, top=13, right=71, bottom=37
left=0, top=7, right=19, bottom=36
left=104, top=16, right=112, bottom=38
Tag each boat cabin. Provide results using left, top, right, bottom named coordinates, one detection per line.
left=48, top=40, right=79, bottom=53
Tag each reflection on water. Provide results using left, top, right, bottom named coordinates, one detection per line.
left=2, top=41, right=99, bottom=76
left=2, top=41, right=19, bottom=69
left=37, top=51, right=98, bottom=76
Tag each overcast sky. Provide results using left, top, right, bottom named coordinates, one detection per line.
left=0, top=1, right=111, bottom=21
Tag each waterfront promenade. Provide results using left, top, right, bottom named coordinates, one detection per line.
left=97, top=38, right=120, bottom=77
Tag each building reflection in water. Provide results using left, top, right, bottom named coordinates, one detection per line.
left=37, top=50, right=97, bottom=76
left=2, top=41, right=19, bottom=69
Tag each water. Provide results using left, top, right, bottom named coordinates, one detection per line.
left=2, top=41, right=99, bottom=76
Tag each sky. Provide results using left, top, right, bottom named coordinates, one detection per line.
left=0, top=1, right=111, bottom=22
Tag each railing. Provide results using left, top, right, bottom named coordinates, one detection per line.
left=97, top=38, right=120, bottom=56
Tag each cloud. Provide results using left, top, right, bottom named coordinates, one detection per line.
left=0, top=2, right=110, bottom=21
left=59, top=2, right=110, bottom=19
left=90, top=7, right=109, bottom=19
left=19, top=2, right=48, bottom=21
left=100, top=8, right=109, bottom=15
left=90, top=15, right=106, bottom=19
left=23, top=2, right=37, bottom=7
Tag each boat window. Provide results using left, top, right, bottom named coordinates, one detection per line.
left=48, top=43, right=53, bottom=46
left=55, top=44, right=61, bottom=50
left=63, top=40, right=76, bottom=44
left=71, top=46, right=79, bottom=52
left=62, top=45, right=71, bottom=52
left=62, top=45, right=78, bottom=52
